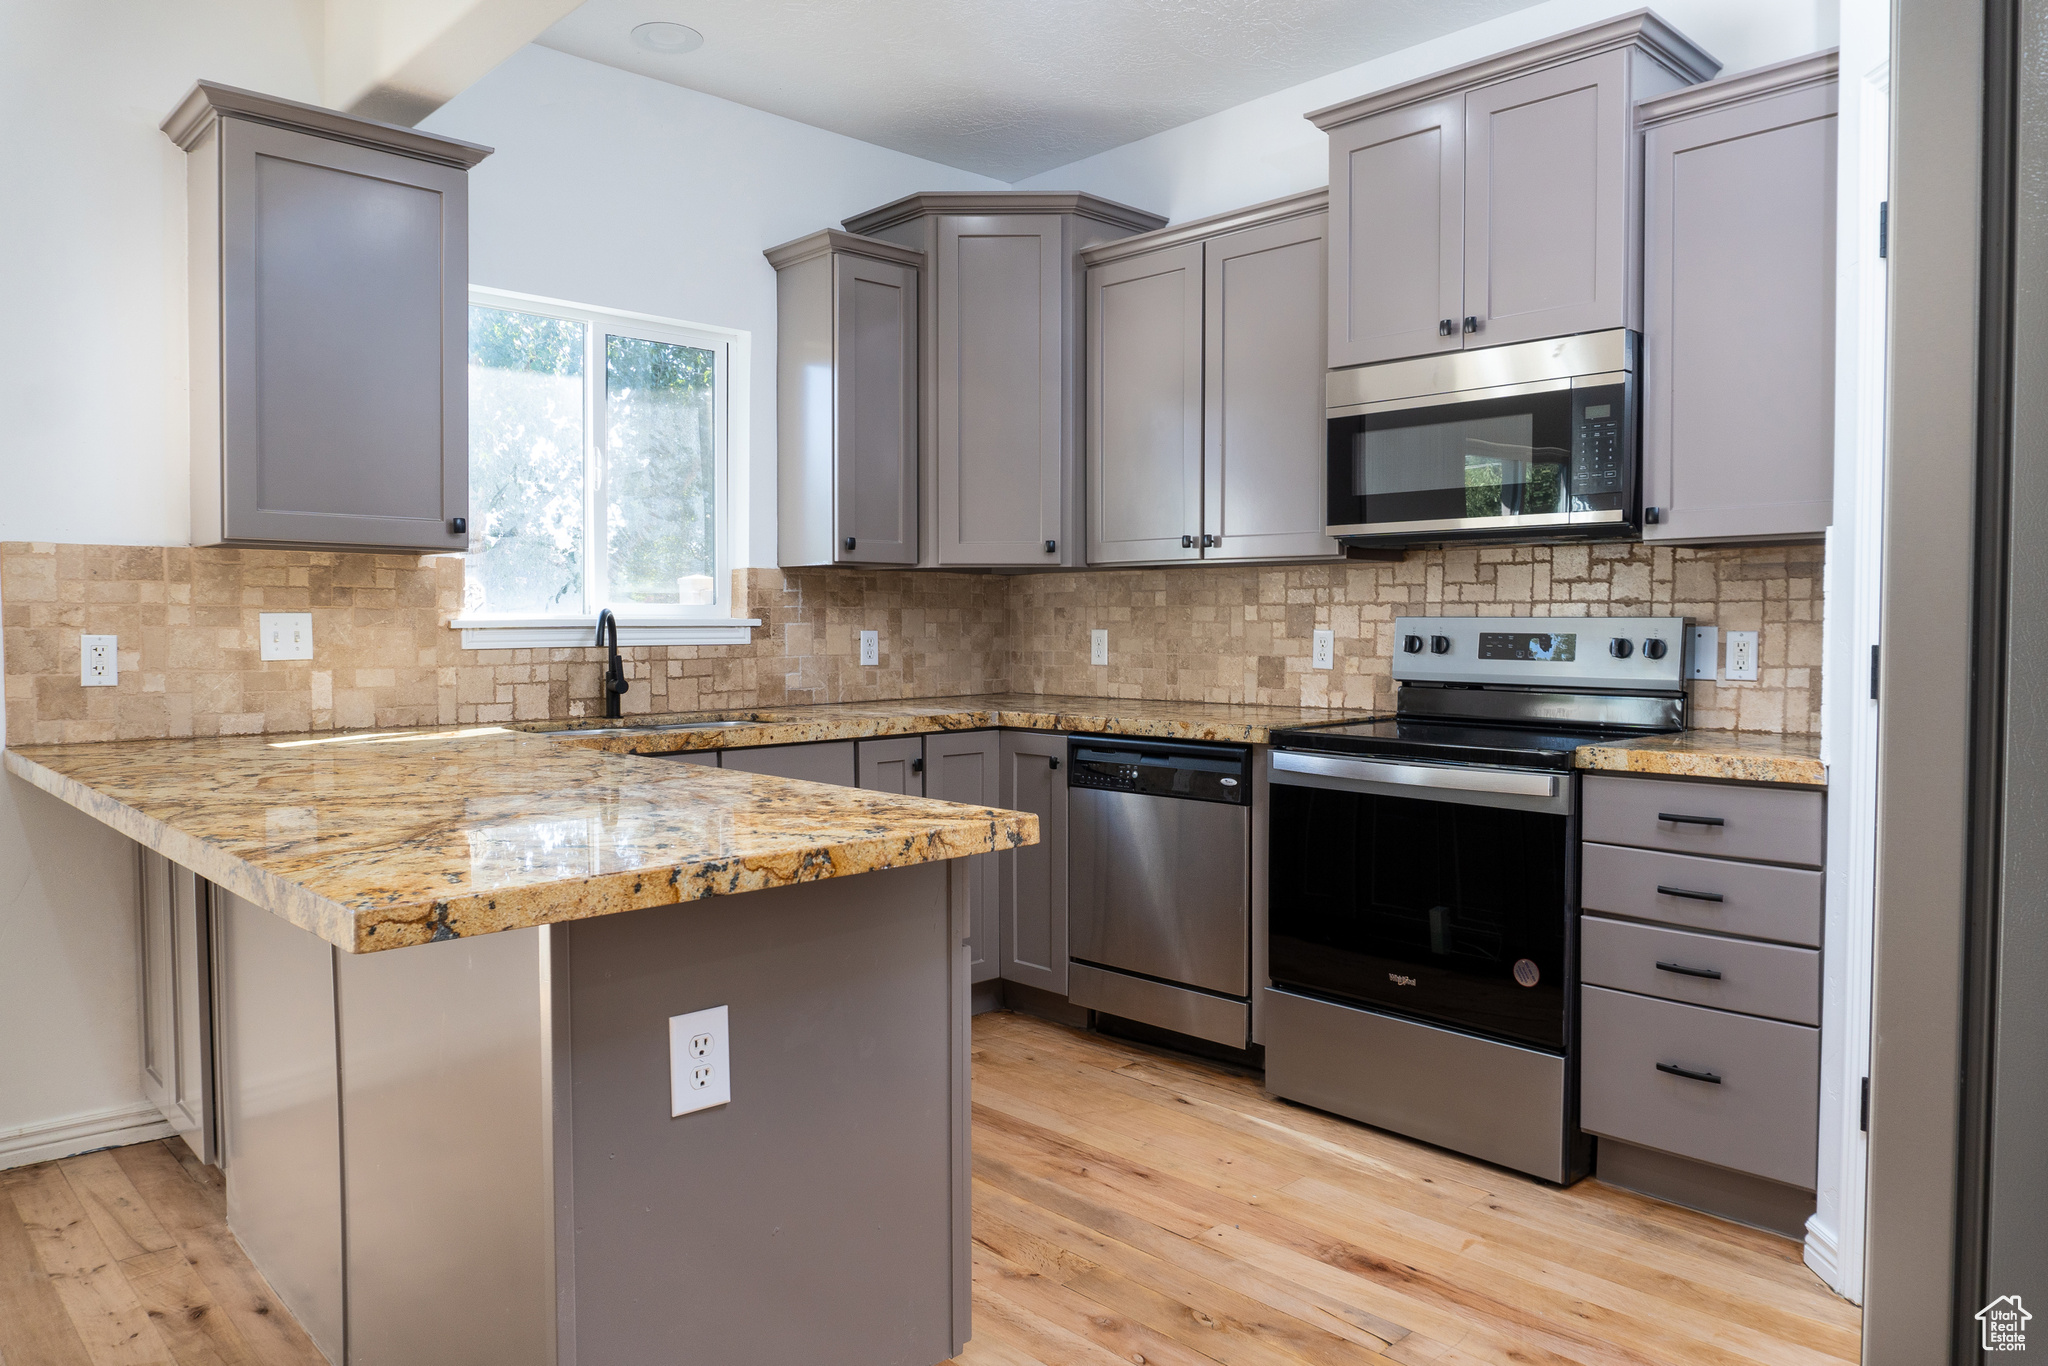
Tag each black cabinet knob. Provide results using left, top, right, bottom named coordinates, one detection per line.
left=1438, top=319, right=1456, bottom=336
left=1609, top=638, right=1634, bottom=659
left=1045, top=539, right=1057, bottom=553
left=1462, top=315, right=1480, bottom=334
left=1429, top=635, right=1452, bottom=655
left=1402, top=634, right=1425, bottom=654
left=1644, top=506, right=1663, bottom=525
left=450, top=516, right=467, bottom=534
left=1182, top=534, right=1194, bottom=548
left=844, top=536, right=856, bottom=551
left=910, top=757, right=924, bottom=775
left=1643, top=638, right=1668, bottom=660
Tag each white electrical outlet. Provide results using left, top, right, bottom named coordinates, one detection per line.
left=1312, top=629, right=1335, bottom=671
left=1090, top=629, right=1109, bottom=666
left=1688, top=626, right=1719, bottom=680
left=669, top=1005, right=731, bottom=1116
left=80, top=635, right=118, bottom=687
left=1725, top=630, right=1760, bottom=682
left=859, top=630, right=879, bottom=667
left=260, top=612, right=314, bottom=661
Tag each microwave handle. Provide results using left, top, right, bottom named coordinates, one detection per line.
left=1269, top=750, right=1558, bottom=799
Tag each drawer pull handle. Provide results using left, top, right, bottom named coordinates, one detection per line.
left=1656, top=885, right=1725, bottom=903
left=1655, top=960, right=1723, bottom=980
left=1657, top=812, right=1726, bottom=827
left=1656, top=1062, right=1723, bottom=1085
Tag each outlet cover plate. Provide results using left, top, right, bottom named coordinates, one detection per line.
left=1725, top=630, right=1760, bottom=682
left=80, top=635, right=118, bottom=687
left=1312, top=629, right=1335, bottom=670
left=1090, top=629, right=1108, bottom=666
left=260, top=612, right=314, bottom=661
left=859, top=630, right=878, bottom=667
left=669, top=1004, right=730, bottom=1116
left=1688, top=626, right=1719, bottom=680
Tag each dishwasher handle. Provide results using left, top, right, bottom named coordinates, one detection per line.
left=1269, top=749, right=1558, bottom=800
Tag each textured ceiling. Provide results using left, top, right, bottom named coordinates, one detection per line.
left=536, top=0, right=1546, bottom=181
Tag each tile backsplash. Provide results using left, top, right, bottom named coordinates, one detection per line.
left=1, top=540, right=1821, bottom=747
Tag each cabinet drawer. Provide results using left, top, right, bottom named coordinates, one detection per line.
left=1582, top=775, right=1823, bottom=867
left=1580, top=985, right=1818, bottom=1189
left=1581, top=916, right=1819, bottom=1024
left=1582, top=842, right=1821, bottom=946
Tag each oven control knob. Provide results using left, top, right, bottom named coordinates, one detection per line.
left=1642, top=638, right=1668, bottom=660
left=1429, top=635, right=1452, bottom=655
left=1402, top=634, right=1425, bottom=654
left=1608, top=637, right=1634, bottom=659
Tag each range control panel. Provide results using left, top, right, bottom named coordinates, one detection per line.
left=1392, top=615, right=1688, bottom=692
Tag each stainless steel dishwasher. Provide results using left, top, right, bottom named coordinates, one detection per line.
left=1066, top=738, right=1253, bottom=1049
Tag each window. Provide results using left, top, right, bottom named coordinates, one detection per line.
left=454, top=288, right=754, bottom=646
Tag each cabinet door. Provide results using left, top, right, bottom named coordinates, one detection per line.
left=1086, top=242, right=1203, bottom=564
left=721, top=741, right=858, bottom=786
left=1643, top=87, right=1836, bottom=541
left=857, top=736, right=926, bottom=794
left=139, top=850, right=219, bottom=1164
left=998, top=732, right=1070, bottom=993
left=217, top=118, right=468, bottom=550
left=835, top=252, right=919, bottom=564
left=928, top=731, right=1002, bottom=984
left=1203, top=213, right=1338, bottom=561
left=1462, top=52, right=1630, bottom=348
left=933, top=215, right=1066, bottom=566
left=1326, top=96, right=1464, bottom=367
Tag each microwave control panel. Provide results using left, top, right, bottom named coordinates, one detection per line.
left=1571, top=396, right=1626, bottom=497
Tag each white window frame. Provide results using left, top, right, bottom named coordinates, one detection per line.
left=452, top=286, right=758, bottom=647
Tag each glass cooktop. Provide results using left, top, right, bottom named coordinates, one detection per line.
left=1271, top=716, right=1672, bottom=772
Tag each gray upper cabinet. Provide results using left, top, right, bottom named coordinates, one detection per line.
left=1086, top=240, right=1204, bottom=565
left=1640, top=52, right=1839, bottom=543
left=767, top=230, right=922, bottom=566
left=844, top=193, right=1167, bottom=568
left=1082, top=192, right=1337, bottom=567
left=163, top=82, right=490, bottom=552
left=1309, top=14, right=1715, bottom=368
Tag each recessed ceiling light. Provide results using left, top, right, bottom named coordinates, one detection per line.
left=630, top=21, right=704, bottom=55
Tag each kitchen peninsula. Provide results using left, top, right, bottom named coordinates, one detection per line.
left=3, top=724, right=1036, bottom=1366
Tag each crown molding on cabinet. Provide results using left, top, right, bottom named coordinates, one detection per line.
left=1635, top=48, right=1841, bottom=130
left=763, top=228, right=927, bottom=271
left=1305, top=9, right=1721, bottom=131
left=843, top=191, right=1166, bottom=236
left=160, top=79, right=494, bottom=168
left=1079, top=188, right=1330, bottom=268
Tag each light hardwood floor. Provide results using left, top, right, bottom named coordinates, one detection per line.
left=0, top=1012, right=1859, bottom=1366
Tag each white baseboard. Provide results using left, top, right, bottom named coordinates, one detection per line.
left=1804, top=1213, right=1844, bottom=1293
left=0, top=1103, right=176, bottom=1171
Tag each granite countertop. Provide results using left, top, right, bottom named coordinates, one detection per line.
left=2, top=726, right=1037, bottom=955
left=524, top=692, right=1381, bottom=754
left=1572, top=730, right=1825, bottom=786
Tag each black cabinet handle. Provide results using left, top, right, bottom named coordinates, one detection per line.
left=1463, top=315, right=1480, bottom=334
left=1049, top=756, right=1060, bottom=771
left=450, top=516, right=467, bottom=534
left=1202, top=533, right=1219, bottom=548
left=1657, top=812, right=1725, bottom=827
left=1655, top=960, right=1724, bottom=980
left=1657, top=1062, right=1723, bottom=1085
left=1182, top=534, right=1195, bottom=548
left=910, top=757, right=923, bottom=775
left=1656, top=885, right=1725, bottom=903
left=1044, top=539, right=1057, bottom=553
left=1438, top=318, right=1456, bottom=336
left=844, top=536, right=856, bottom=551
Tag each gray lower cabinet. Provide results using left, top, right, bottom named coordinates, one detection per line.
left=1640, top=52, right=1839, bottom=542
left=162, top=82, right=489, bottom=552
left=857, top=736, right=926, bottom=794
left=843, top=193, right=1167, bottom=568
left=927, top=731, right=1003, bottom=984
left=138, top=848, right=218, bottom=1165
left=720, top=740, right=859, bottom=786
left=1082, top=192, right=1336, bottom=567
left=767, top=230, right=922, bottom=566
left=997, top=731, right=1070, bottom=993
left=1309, top=14, right=1713, bottom=367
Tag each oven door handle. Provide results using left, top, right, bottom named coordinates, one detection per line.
left=1269, top=750, right=1559, bottom=799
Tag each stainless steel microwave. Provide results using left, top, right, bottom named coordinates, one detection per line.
left=1325, top=329, right=1639, bottom=544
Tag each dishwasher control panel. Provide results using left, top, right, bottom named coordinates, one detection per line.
left=1068, top=740, right=1251, bottom=805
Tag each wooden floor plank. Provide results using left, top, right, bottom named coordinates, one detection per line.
left=7, top=1166, right=175, bottom=1366
left=57, top=1154, right=177, bottom=1265
left=0, top=1170, right=96, bottom=1366
left=107, top=1146, right=325, bottom=1366
left=119, top=1248, right=254, bottom=1366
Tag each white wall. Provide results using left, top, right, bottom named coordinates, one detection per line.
left=1013, top=0, right=1840, bottom=225
left=0, top=0, right=321, bottom=1155
left=419, top=46, right=1001, bottom=570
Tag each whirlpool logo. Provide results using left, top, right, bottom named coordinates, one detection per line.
left=1388, top=972, right=1418, bottom=987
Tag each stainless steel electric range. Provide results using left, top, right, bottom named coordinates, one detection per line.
left=1262, top=614, right=1689, bottom=1184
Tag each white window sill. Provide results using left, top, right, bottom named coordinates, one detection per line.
left=450, top=615, right=762, bottom=649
